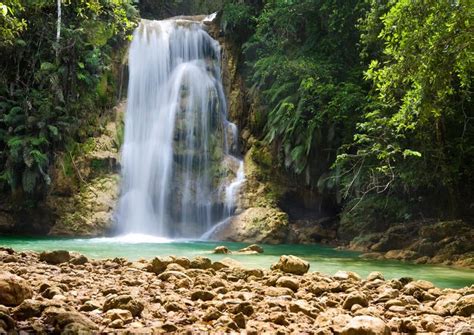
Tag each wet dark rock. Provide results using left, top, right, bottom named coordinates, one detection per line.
left=268, top=312, right=289, bottom=326
left=190, top=256, right=212, bottom=269
left=191, top=290, right=215, bottom=301
left=12, top=299, right=43, bottom=320
left=213, top=246, right=231, bottom=254
left=203, top=307, right=222, bottom=321
left=238, top=244, right=264, bottom=254
left=162, top=323, right=178, bottom=332
left=70, top=254, right=88, bottom=265
left=231, top=301, right=254, bottom=316
left=0, top=312, right=15, bottom=333
left=233, top=312, right=246, bottom=328
left=39, top=250, right=71, bottom=265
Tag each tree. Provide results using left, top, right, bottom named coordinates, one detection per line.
left=337, top=0, right=473, bottom=220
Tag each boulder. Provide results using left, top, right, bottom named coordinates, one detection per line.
left=12, top=299, right=43, bottom=320
left=271, top=255, right=309, bottom=275
left=79, top=300, right=101, bottom=312
left=190, top=290, right=215, bottom=301
left=162, top=323, right=178, bottom=332
left=105, top=309, right=133, bottom=323
left=203, top=307, right=222, bottom=321
left=231, top=302, right=254, bottom=316
left=289, top=300, right=316, bottom=318
left=276, top=276, right=299, bottom=292
left=309, top=282, right=332, bottom=296
left=334, top=271, right=361, bottom=281
left=190, top=256, right=212, bottom=269
left=343, top=293, right=368, bottom=310
left=233, top=312, right=246, bottom=329
left=147, top=256, right=173, bottom=274
left=0, top=312, right=15, bottom=333
left=70, top=254, right=88, bottom=265
left=39, top=250, right=71, bottom=265
left=212, top=207, right=289, bottom=244
left=211, top=257, right=243, bottom=270
left=171, top=256, right=191, bottom=269
left=41, top=286, right=64, bottom=299
left=268, top=312, right=289, bottom=326
left=213, top=246, right=231, bottom=254
left=453, top=294, right=474, bottom=316
left=164, top=301, right=186, bottom=312
left=103, top=295, right=144, bottom=317
left=367, top=272, right=384, bottom=281
left=403, top=280, right=435, bottom=295
left=238, top=244, right=264, bottom=254
left=0, top=271, right=33, bottom=306
left=341, top=316, right=390, bottom=335
left=43, top=306, right=98, bottom=332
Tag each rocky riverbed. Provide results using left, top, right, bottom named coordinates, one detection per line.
left=0, top=247, right=473, bottom=334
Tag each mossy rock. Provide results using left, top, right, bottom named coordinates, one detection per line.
left=47, top=175, right=119, bottom=236
left=212, top=207, right=289, bottom=244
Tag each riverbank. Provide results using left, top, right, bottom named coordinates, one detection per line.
left=1, top=248, right=472, bottom=333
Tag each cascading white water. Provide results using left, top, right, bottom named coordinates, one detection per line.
left=116, top=17, right=244, bottom=238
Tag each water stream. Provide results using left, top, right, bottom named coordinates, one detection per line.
left=116, top=17, right=244, bottom=238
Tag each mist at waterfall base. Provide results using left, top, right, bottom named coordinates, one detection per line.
left=115, top=17, right=245, bottom=240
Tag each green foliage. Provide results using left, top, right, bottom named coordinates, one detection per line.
left=0, top=0, right=138, bottom=195
left=339, top=194, right=411, bottom=239
left=226, top=0, right=473, bottom=222
left=240, top=0, right=368, bottom=188
left=221, top=1, right=259, bottom=42
left=137, top=0, right=224, bottom=19
left=0, top=0, right=26, bottom=47
left=336, top=0, right=473, bottom=218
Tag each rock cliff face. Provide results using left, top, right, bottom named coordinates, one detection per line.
left=348, top=220, right=474, bottom=268
left=45, top=102, right=124, bottom=236
left=203, top=18, right=290, bottom=244
left=207, top=18, right=339, bottom=245
left=0, top=102, right=124, bottom=236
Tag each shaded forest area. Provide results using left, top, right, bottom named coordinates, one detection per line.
left=218, top=0, right=473, bottom=234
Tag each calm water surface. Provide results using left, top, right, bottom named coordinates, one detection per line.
left=1, top=234, right=473, bottom=289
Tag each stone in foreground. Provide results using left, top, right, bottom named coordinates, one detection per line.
left=0, top=271, right=33, bottom=306
left=271, top=255, right=309, bottom=275
left=341, top=316, right=390, bottom=335
left=39, top=250, right=71, bottom=265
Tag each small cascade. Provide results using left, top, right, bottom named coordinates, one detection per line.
left=116, top=16, right=244, bottom=238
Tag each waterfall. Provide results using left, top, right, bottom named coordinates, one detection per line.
left=116, top=17, right=244, bottom=239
